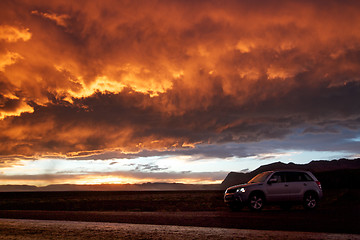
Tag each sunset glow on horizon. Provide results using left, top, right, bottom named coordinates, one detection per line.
left=1, top=0, right=360, bottom=187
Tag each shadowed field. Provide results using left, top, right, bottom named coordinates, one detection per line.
left=0, top=191, right=226, bottom=212
left=0, top=189, right=359, bottom=212
left=0, top=189, right=359, bottom=234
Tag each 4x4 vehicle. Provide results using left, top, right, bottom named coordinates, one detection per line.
left=224, top=170, right=323, bottom=211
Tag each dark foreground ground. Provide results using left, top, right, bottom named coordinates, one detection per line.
left=1, top=219, right=359, bottom=240
left=0, top=189, right=359, bottom=234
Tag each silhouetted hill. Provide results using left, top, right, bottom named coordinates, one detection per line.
left=221, top=158, right=360, bottom=189
left=0, top=185, right=38, bottom=192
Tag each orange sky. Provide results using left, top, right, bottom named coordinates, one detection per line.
left=1, top=0, right=360, bottom=186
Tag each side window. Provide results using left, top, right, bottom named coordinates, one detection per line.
left=285, top=172, right=302, bottom=182
left=301, top=173, right=313, bottom=181
left=285, top=172, right=313, bottom=182
left=269, top=172, right=285, bottom=183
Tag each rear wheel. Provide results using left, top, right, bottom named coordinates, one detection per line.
left=303, top=192, right=318, bottom=210
left=248, top=193, right=264, bottom=211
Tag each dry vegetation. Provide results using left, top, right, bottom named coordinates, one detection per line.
left=0, top=189, right=359, bottom=212
left=0, top=191, right=227, bottom=212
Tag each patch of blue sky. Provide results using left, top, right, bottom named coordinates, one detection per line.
left=349, top=136, right=360, bottom=142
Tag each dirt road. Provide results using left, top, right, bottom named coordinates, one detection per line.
left=1, top=218, right=359, bottom=240
left=0, top=208, right=359, bottom=234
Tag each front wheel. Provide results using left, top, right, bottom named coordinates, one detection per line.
left=303, top=192, right=318, bottom=210
left=248, top=193, right=264, bottom=211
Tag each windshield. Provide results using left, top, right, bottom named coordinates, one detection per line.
left=248, top=171, right=273, bottom=183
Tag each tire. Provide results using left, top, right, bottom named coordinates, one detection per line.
left=303, top=192, right=318, bottom=210
left=248, top=193, right=264, bottom=211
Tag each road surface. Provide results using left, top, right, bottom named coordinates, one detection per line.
left=0, top=208, right=359, bottom=234
left=1, top=218, right=359, bottom=240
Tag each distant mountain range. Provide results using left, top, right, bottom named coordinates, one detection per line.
left=1, top=158, right=359, bottom=191
left=221, top=158, right=360, bottom=189
left=0, top=182, right=219, bottom=192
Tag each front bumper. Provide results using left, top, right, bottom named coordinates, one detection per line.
left=224, top=193, right=244, bottom=204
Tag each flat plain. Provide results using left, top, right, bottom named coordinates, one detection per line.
left=0, top=189, right=359, bottom=234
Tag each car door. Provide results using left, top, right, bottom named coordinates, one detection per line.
left=284, top=172, right=306, bottom=201
left=266, top=172, right=289, bottom=202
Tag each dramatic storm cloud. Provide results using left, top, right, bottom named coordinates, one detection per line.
left=1, top=0, right=360, bottom=185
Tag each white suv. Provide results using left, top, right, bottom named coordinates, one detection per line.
left=224, top=170, right=323, bottom=211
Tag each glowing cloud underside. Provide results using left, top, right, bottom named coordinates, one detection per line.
left=0, top=0, right=359, bottom=166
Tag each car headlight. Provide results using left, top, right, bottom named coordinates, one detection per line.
left=236, top=187, right=246, bottom=193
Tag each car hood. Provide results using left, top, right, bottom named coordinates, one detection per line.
left=227, top=182, right=261, bottom=191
